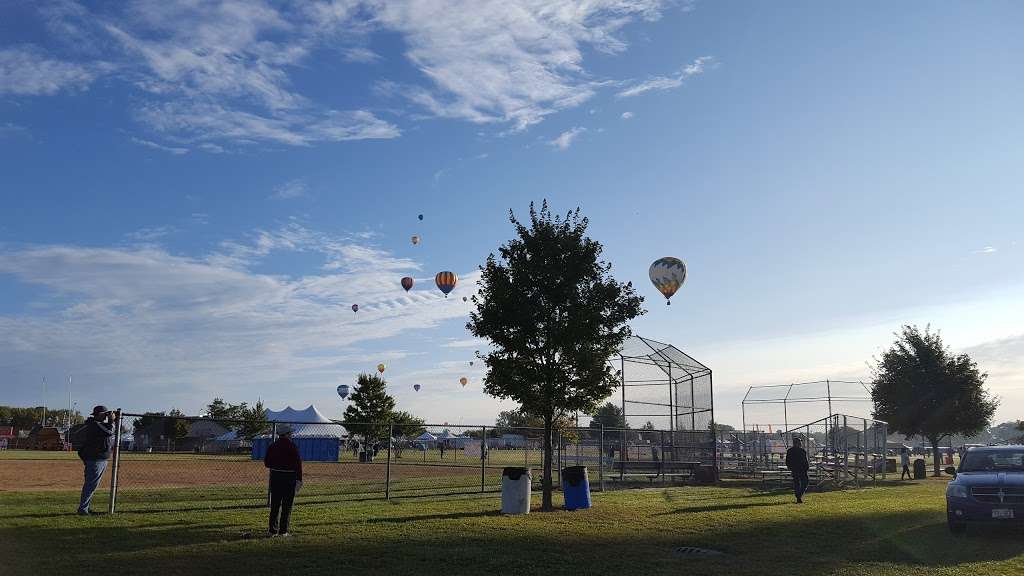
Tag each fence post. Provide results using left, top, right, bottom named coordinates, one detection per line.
left=107, top=409, right=122, bottom=514
left=599, top=424, right=605, bottom=492
left=268, top=422, right=277, bottom=507
left=480, top=426, right=486, bottom=493
left=385, top=423, right=393, bottom=500
left=660, top=430, right=666, bottom=486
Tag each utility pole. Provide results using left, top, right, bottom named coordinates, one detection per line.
left=41, top=377, right=47, bottom=427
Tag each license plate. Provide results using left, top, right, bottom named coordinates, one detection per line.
left=992, top=509, right=1014, bottom=519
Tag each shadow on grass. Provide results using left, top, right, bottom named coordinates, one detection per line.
left=654, top=500, right=789, bottom=515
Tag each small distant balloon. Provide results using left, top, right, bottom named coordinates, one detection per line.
left=649, top=257, right=687, bottom=305
left=337, top=385, right=350, bottom=400
left=435, top=271, right=458, bottom=297
left=469, top=361, right=474, bottom=366
left=462, top=296, right=468, bottom=302
left=418, top=214, right=424, bottom=221
left=459, top=377, right=468, bottom=387
left=411, top=235, right=421, bottom=246
left=401, top=276, right=414, bottom=292
left=351, top=304, right=359, bottom=313
left=413, top=384, right=421, bottom=392
left=377, top=363, right=386, bottom=374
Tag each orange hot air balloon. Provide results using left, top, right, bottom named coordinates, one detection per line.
left=401, top=277, right=414, bottom=292
left=377, top=363, right=386, bottom=374
left=411, top=235, right=421, bottom=246
left=459, top=377, right=468, bottom=387
left=435, top=271, right=457, bottom=297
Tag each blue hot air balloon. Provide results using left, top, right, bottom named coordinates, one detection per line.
left=337, top=384, right=350, bottom=400
left=413, top=384, right=421, bottom=392
left=649, top=257, right=687, bottom=305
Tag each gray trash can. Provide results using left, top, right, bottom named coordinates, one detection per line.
left=501, top=467, right=531, bottom=515
left=913, top=458, right=926, bottom=480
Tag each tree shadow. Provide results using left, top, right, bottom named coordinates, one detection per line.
left=654, top=501, right=789, bottom=515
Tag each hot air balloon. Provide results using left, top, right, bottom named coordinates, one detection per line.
left=377, top=363, right=386, bottom=374
left=351, top=304, right=359, bottom=313
left=413, top=384, right=421, bottom=392
left=462, top=296, right=468, bottom=302
left=401, top=276, right=414, bottom=292
left=337, top=385, right=350, bottom=400
left=435, top=271, right=457, bottom=297
left=418, top=214, right=424, bottom=221
left=649, top=257, right=687, bottom=305
left=411, top=235, right=420, bottom=246
left=459, top=377, right=468, bottom=387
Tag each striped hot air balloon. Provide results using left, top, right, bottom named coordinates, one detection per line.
left=401, top=277, right=414, bottom=292
left=435, top=271, right=458, bottom=297
left=649, top=257, right=687, bottom=305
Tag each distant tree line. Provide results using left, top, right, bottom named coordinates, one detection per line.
left=0, top=406, right=84, bottom=430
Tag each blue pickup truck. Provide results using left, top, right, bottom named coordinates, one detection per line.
left=946, top=446, right=1024, bottom=533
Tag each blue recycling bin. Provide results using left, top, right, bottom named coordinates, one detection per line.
left=562, top=466, right=591, bottom=510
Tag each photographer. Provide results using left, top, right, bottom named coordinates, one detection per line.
left=77, top=406, right=117, bottom=516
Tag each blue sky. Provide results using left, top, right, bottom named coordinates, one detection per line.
left=2, top=1, right=1022, bottom=428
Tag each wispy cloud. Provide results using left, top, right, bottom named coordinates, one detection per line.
left=0, top=224, right=480, bottom=409
left=131, top=136, right=189, bottom=155
left=269, top=179, right=307, bottom=200
left=125, top=226, right=176, bottom=242
left=0, top=45, right=103, bottom=96
left=621, top=111, right=634, bottom=120
left=549, top=127, right=586, bottom=150
left=975, top=246, right=997, bottom=254
left=342, top=47, right=380, bottom=63
left=617, top=56, right=714, bottom=98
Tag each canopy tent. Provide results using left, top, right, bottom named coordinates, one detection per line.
left=252, top=404, right=345, bottom=462
left=415, top=431, right=437, bottom=442
left=265, top=405, right=346, bottom=438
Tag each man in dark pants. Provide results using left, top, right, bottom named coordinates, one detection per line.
left=264, top=426, right=302, bottom=537
left=900, top=446, right=912, bottom=480
left=785, top=437, right=810, bottom=504
left=77, top=406, right=117, bottom=515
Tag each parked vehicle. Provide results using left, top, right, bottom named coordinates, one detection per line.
left=946, top=446, right=1024, bottom=533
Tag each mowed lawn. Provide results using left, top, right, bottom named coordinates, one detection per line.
left=3, top=478, right=1023, bottom=576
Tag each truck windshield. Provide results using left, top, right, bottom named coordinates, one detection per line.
left=960, top=450, right=1024, bottom=472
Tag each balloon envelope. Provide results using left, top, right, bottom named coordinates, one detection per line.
left=413, top=384, right=421, bottom=392
left=401, top=276, right=414, bottom=292
left=435, top=271, right=458, bottom=297
left=462, top=296, right=468, bottom=302
left=649, top=257, right=687, bottom=304
left=411, top=235, right=420, bottom=245
left=337, top=385, right=350, bottom=400
left=418, top=214, right=424, bottom=221
left=459, top=377, right=468, bottom=386
left=377, top=363, right=386, bottom=374
left=351, top=304, right=359, bottom=313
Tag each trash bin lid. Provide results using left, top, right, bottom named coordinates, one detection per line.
left=503, top=467, right=530, bottom=480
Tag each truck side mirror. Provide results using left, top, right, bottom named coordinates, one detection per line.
left=944, top=466, right=957, bottom=476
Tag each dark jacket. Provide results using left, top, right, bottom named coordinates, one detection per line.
left=78, top=417, right=114, bottom=461
left=264, top=437, right=303, bottom=482
left=785, top=446, right=809, bottom=473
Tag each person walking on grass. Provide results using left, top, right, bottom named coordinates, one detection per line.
left=900, top=446, right=912, bottom=480
left=264, top=426, right=302, bottom=537
left=76, top=406, right=117, bottom=516
left=785, top=436, right=810, bottom=504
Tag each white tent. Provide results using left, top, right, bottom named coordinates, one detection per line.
left=266, top=405, right=346, bottom=438
left=415, top=431, right=437, bottom=442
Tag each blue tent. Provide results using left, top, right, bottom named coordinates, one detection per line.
left=251, top=405, right=346, bottom=462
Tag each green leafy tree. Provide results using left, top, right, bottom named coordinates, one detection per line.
left=390, top=410, right=426, bottom=438
left=871, top=325, right=998, bottom=476
left=589, top=402, right=627, bottom=429
left=132, top=412, right=166, bottom=436
left=167, top=408, right=190, bottom=442
left=342, top=373, right=396, bottom=443
left=469, top=201, right=644, bottom=511
left=205, top=398, right=247, bottom=422
left=239, top=400, right=269, bottom=439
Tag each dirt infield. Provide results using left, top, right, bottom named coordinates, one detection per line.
left=0, top=453, right=488, bottom=492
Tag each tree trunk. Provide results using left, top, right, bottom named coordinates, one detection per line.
left=542, top=415, right=553, bottom=511
left=930, top=437, right=941, bottom=477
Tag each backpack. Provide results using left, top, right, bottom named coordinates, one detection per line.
left=68, top=422, right=90, bottom=448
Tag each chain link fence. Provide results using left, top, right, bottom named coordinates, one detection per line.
left=0, top=411, right=719, bottom=515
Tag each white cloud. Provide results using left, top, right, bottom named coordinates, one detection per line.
left=976, top=246, right=997, bottom=254
left=0, top=225, right=480, bottom=411
left=621, top=111, right=634, bottom=119
left=617, top=55, right=713, bottom=98
left=549, top=126, right=586, bottom=150
left=0, top=45, right=101, bottom=96
left=130, top=136, right=189, bottom=155
left=370, top=0, right=671, bottom=130
left=342, top=47, right=381, bottom=63
left=125, top=226, right=176, bottom=241
left=270, top=179, right=308, bottom=200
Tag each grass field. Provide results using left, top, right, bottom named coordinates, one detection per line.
left=3, top=475, right=1024, bottom=576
